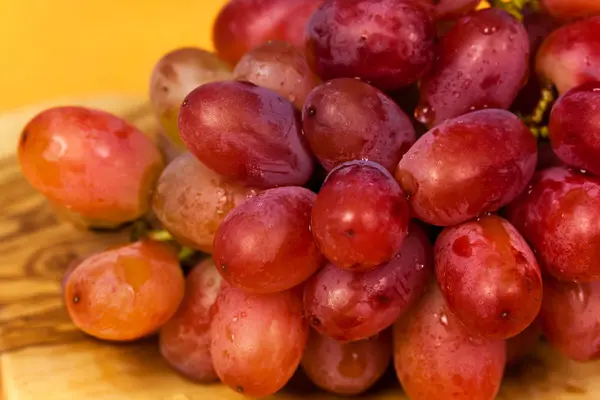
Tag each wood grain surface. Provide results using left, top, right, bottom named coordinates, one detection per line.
left=1, top=98, right=600, bottom=400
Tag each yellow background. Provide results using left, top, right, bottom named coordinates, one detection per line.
left=0, top=0, right=228, bottom=111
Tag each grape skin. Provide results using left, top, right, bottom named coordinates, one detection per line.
left=305, top=0, right=436, bottom=90
left=210, top=285, right=308, bottom=397
left=233, top=40, right=320, bottom=110
left=393, top=283, right=506, bottom=400
left=415, top=8, right=530, bottom=128
left=302, top=78, right=416, bottom=173
left=178, top=81, right=314, bottom=189
left=540, top=0, right=600, bottom=20
left=549, top=81, right=600, bottom=176
left=64, top=240, right=184, bottom=341
left=536, top=16, right=600, bottom=94
left=395, top=109, right=537, bottom=227
left=213, top=186, right=323, bottom=293
left=417, top=0, right=480, bottom=20
left=159, top=258, right=223, bottom=382
left=301, top=329, right=392, bottom=395
left=540, top=278, right=600, bottom=362
left=18, top=106, right=164, bottom=226
left=304, top=223, right=432, bottom=341
left=149, top=47, right=232, bottom=147
left=435, top=215, right=542, bottom=339
left=311, top=160, right=410, bottom=271
left=505, top=167, right=600, bottom=282
left=152, top=152, right=258, bottom=253
left=213, top=0, right=322, bottom=65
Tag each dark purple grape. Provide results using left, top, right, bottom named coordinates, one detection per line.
left=305, top=0, right=436, bottom=90
left=415, top=8, right=530, bottom=128
left=302, top=78, right=415, bottom=173
left=178, top=81, right=314, bottom=189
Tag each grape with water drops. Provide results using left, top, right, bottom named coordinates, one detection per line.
left=18, top=0, right=600, bottom=398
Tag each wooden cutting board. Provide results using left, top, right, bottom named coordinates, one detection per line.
left=1, top=97, right=600, bottom=400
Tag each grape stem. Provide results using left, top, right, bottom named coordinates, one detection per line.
left=520, top=85, right=555, bottom=138
left=490, top=0, right=540, bottom=20
left=148, top=230, right=174, bottom=242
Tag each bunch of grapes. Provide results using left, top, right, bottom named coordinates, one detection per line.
left=16, top=0, right=600, bottom=398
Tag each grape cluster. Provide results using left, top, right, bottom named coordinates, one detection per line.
left=16, top=0, right=600, bottom=398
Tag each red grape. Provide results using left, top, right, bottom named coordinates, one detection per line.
left=540, top=0, right=600, bottom=20
left=302, top=78, right=416, bottom=173
left=233, top=40, right=320, bottom=109
left=549, top=81, right=600, bottom=176
left=305, top=0, right=436, bottom=90
left=149, top=47, right=232, bottom=146
left=159, top=258, right=223, bottom=382
left=301, top=329, right=392, bottom=395
left=210, top=285, right=308, bottom=397
left=311, top=161, right=410, bottom=270
left=536, top=16, right=600, bottom=94
left=178, top=81, right=314, bottom=189
left=506, top=319, right=542, bottom=365
left=393, top=283, right=506, bottom=400
left=417, top=0, right=480, bottom=20
left=18, top=106, right=164, bottom=226
left=395, top=109, right=537, bottom=226
left=152, top=152, right=258, bottom=253
left=213, top=186, right=323, bottom=293
left=213, top=0, right=322, bottom=65
left=415, top=8, right=530, bottom=127
left=64, top=240, right=184, bottom=341
left=540, top=278, right=600, bottom=362
left=435, top=215, right=542, bottom=339
left=304, top=223, right=432, bottom=341
left=505, top=167, right=600, bottom=282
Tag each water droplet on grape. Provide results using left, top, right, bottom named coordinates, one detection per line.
left=439, top=312, right=449, bottom=327
left=415, top=263, right=424, bottom=271
left=414, top=104, right=436, bottom=125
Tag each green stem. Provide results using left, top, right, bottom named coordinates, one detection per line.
left=178, top=247, right=196, bottom=261
left=147, top=229, right=174, bottom=242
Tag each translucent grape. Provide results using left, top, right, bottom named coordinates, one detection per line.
left=301, top=329, right=392, bottom=395
left=311, top=160, right=410, bottom=270
left=149, top=47, right=232, bottom=146
left=152, top=152, right=258, bottom=253
left=549, top=81, right=600, bottom=176
left=213, top=186, right=323, bottom=293
left=537, top=16, right=600, bottom=94
left=304, top=223, right=432, bottom=341
left=393, top=283, right=506, bottom=400
left=505, top=167, right=600, bottom=282
left=159, top=258, right=223, bottom=382
left=210, top=285, right=308, bottom=397
left=233, top=40, right=319, bottom=109
left=64, top=240, right=184, bottom=341
left=18, top=106, right=164, bottom=226
left=435, top=215, right=542, bottom=339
